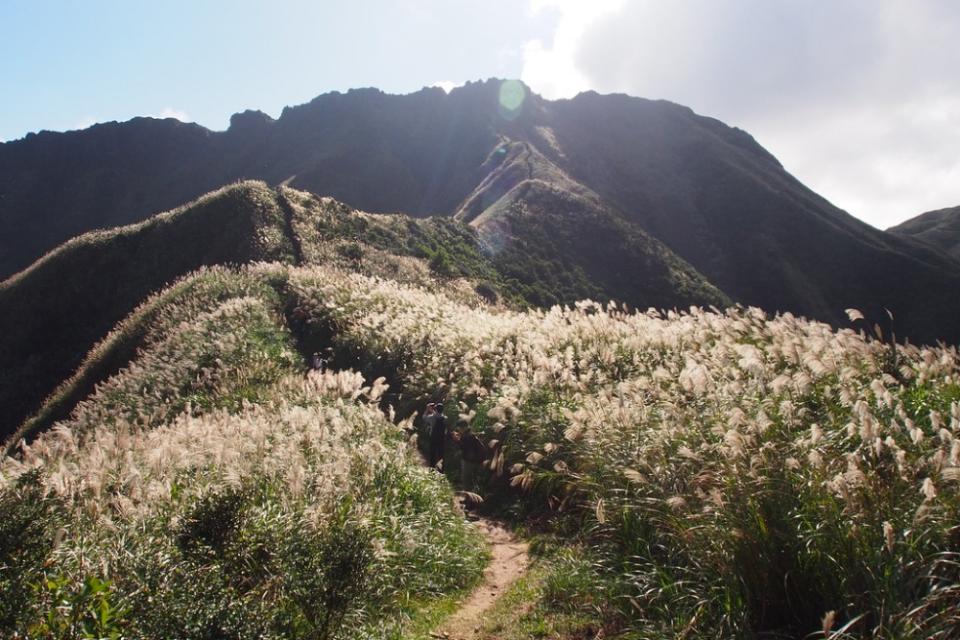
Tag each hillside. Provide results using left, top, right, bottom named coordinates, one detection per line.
left=2, top=80, right=959, bottom=343
left=1, top=264, right=488, bottom=638
left=889, top=205, right=960, bottom=259
left=0, top=182, right=293, bottom=445
left=0, top=182, right=723, bottom=443
left=531, top=92, right=960, bottom=342
left=0, top=117, right=225, bottom=278
left=3, top=257, right=958, bottom=638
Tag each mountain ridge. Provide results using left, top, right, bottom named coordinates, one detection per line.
left=1, top=180, right=724, bottom=443
left=2, top=79, right=959, bottom=344
left=889, top=205, right=960, bottom=260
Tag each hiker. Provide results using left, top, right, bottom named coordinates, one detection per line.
left=422, top=402, right=437, bottom=455
left=310, top=352, right=326, bottom=371
left=457, top=425, right=488, bottom=491
left=423, top=402, right=437, bottom=430
left=428, top=403, right=447, bottom=470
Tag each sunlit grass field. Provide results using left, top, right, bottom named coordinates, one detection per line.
left=3, top=258, right=958, bottom=638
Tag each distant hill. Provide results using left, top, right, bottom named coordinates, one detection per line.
left=888, top=205, right=960, bottom=259
left=2, top=79, right=959, bottom=344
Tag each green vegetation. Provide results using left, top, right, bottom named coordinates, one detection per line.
left=3, top=182, right=959, bottom=638
left=481, top=181, right=730, bottom=311
left=0, top=181, right=294, bottom=442
left=282, top=188, right=518, bottom=304
left=1, top=265, right=486, bottom=639
left=281, top=266, right=960, bottom=638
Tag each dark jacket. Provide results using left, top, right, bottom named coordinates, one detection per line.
left=460, top=431, right=487, bottom=463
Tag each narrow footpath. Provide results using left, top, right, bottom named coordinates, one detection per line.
left=432, top=517, right=530, bottom=640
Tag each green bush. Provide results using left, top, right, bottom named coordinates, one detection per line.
left=0, top=471, right=64, bottom=630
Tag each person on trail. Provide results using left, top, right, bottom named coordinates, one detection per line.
left=422, top=403, right=437, bottom=450
left=423, top=402, right=437, bottom=430
left=456, top=425, right=488, bottom=491
left=311, top=352, right=326, bottom=372
left=428, top=403, right=447, bottom=470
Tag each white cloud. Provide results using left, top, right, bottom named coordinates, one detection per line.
left=151, top=107, right=191, bottom=122
left=520, top=0, right=622, bottom=99
left=430, top=80, right=462, bottom=94
left=71, top=116, right=98, bottom=131
left=520, top=0, right=960, bottom=228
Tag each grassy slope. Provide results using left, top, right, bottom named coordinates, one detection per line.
left=0, top=264, right=487, bottom=639
left=484, top=179, right=730, bottom=310
left=7, top=268, right=292, bottom=452
left=4, top=254, right=960, bottom=638
left=281, top=187, right=512, bottom=304
left=281, top=266, right=960, bottom=639
left=1, top=184, right=511, bottom=446
left=0, top=181, right=294, bottom=441
left=5, top=181, right=735, bottom=448
left=456, top=139, right=731, bottom=311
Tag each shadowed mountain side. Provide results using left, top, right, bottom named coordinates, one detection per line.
left=480, top=180, right=730, bottom=311
left=0, top=182, right=294, bottom=441
left=0, top=118, right=229, bottom=278
left=265, top=87, right=499, bottom=214
left=527, top=92, right=960, bottom=342
left=456, top=139, right=729, bottom=310
left=2, top=80, right=959, bottom=343
left=889, top=205, right=960, bottom=260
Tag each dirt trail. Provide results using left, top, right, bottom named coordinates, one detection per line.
left=432, top=517, right=529, bottom=640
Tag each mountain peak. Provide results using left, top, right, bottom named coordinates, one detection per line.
left=228, top=109, right=275, bottom=132
left=2, top=83, right=959, bottom=347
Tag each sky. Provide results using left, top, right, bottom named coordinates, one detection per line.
left=2, top=0, right=958, bottom=229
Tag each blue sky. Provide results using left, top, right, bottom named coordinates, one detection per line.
left=1, top=1, right=554, bottom=138
left=3, top=0, right=959, bottom=228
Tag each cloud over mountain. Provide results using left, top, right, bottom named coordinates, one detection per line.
left=520, top=0, right=960, bottom=228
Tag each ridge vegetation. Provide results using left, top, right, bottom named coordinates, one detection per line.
left=2, top=246, right=958, bottom=637
left=1, top=182, right=723, bottom=442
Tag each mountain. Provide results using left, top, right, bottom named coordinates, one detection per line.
left=888, top=205, right=960, bottom=260
left=2, top=79, right=959, bottom=346
left=0, top=182, right=292, bottom=444
left=0, top=181, right=722, bottom=443
left=3, top=84, right=960, bottom=640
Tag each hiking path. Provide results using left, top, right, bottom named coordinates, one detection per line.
left=431, top=517, right=529, bottom=640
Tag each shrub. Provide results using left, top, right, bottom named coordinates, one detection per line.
left=0, top=471, right=64, bottom=630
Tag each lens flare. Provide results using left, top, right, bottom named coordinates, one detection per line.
left=498, top=80, right=526, bottom=121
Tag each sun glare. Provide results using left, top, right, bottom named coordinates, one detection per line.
left=498, top=79, right=526, bottom=120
